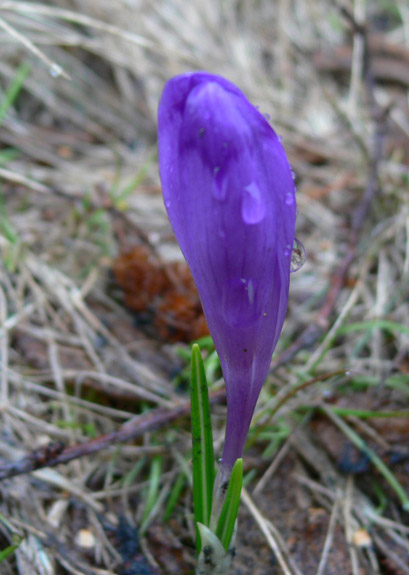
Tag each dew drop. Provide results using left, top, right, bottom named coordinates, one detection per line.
left=247, top=279, right=255, bottom=304
left=283, top=244, right=292, bottom=257
left=285, top=191, right=295, bottom=205
left=290, top=238, right=306, bottom=273
left=263, top=112, right=271, bottom=121
left=148, top=232, right=160, bottom=244
left=212, top=166, right=228, bottom=201
left=241, top=182, right=266, bottom=224
left=49, top=63, right=63, bottom=78
left=165, top=199, right=171, bottom=209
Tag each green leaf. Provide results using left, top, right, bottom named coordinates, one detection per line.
left=0, top=531, right=22, bottom=563
left=215, top=458, right=243, bottom=551
left=190, top=343, right=215, bottom=550
left=0, top=542, right=21, bottom=563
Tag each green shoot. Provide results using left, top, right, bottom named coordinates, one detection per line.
left=190, top=343, right=215, bottom=551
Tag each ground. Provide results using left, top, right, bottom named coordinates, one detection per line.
left=0, top=1, right=408, bottom=574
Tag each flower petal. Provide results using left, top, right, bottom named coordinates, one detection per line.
left=158, top=72, right=297, bottom=469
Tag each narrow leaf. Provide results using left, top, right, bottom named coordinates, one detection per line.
left=323, top=406, right=409, bottom=511
left=190, top=343, right=215, bottom=549
left=140, top=456, right=162, bottom=533
left=215, top=458, right=243, bottom=551
left=0, top=543, right=20, bottom=563
left=0, top=62, right=30, bottom=126
left=163, top=472, right=186, bottom=522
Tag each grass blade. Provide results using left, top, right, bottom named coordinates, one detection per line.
left=163, top=472, right=187, bottom=522
left=323, top=405, right=409, bottom=511
left=140, top=456, right=162, bottom=534
left=0, top=543, right=21, bottom=563
left=0, top=62, right=30, bottom=126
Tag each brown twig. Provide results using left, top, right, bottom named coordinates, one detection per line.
left=0, top=389, right=226, bottom=481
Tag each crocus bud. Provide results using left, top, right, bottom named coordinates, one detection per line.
left=158, top=72, right=296, bottom=471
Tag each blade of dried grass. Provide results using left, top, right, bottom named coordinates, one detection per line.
left=316, top=495, right=340, bottom=575
left=0, top=15, right=69, bottom=78
left=1, top=2, right=154, bottom=49
left=241, top=488, right=298, bottom=575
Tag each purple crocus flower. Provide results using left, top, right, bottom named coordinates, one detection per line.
left=158, top=72, right=296, bottom=472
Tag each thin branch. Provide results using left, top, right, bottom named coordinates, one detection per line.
left=0, top=389, right=225, bottom=481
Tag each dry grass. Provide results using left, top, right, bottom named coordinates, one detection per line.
left=0, top=1, right=408, bottom=574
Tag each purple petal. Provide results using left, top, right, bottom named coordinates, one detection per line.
left=158, top=72, right=297, bottom=470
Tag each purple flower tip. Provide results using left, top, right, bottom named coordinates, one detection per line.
left=158, top=72, right=296, bottom=470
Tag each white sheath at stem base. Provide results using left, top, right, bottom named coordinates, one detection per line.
left=210, top=463, right=232, bottom=530
left=196, top=523, right=235, bottom=575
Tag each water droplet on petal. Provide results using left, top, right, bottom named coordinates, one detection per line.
left=290, top=238, right=306, bottom=273
left=212, top=166, right=228, bottom=201
left=241, top=182, right=266, bottom=224
left=247, top=279, right=255, bottom=304
left=283, top=244, right=292, bottom=257
left=285, top=191, right=294, bottom=205
left=263, top=112, right=270, bottom=121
